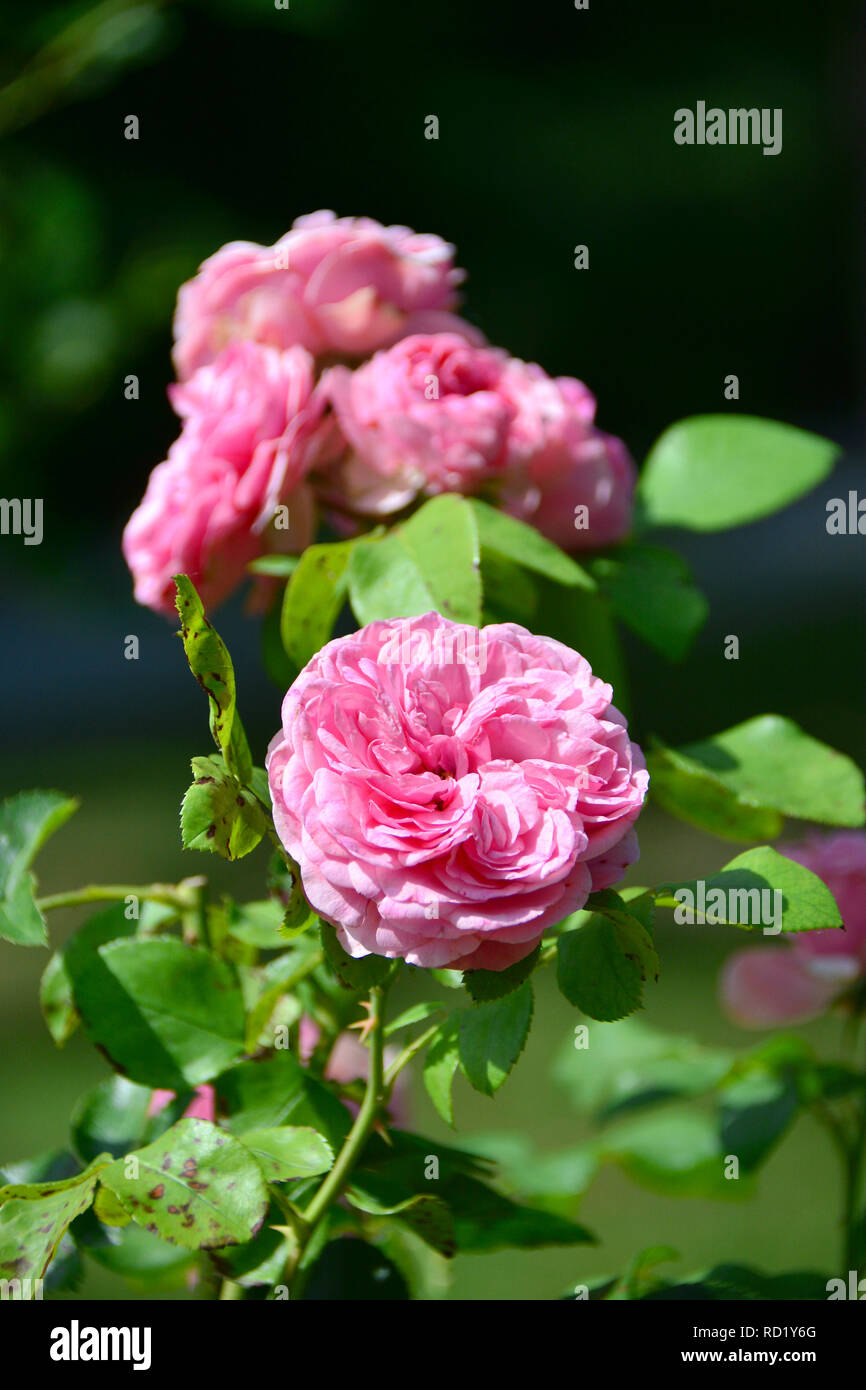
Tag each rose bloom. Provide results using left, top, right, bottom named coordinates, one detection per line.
left=123, top=341, right=329, bottom=616
left=497, top=362, right=637, bottom=552
left=267, top=613, right=648, bottom=971
left=321, top=334, right=635, bottom=549
left=173, top=211, right=470, bottom=378
left=720, top=831, right=866, bottom=1027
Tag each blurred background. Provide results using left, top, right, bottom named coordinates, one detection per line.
left=1, top=0, right=864, bottom=1298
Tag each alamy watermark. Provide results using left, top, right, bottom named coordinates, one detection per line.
left=0, top=497, right=42, bottom=545
left=672, top=881, right=782, bottom=934
left=674, top=102, right=782, bottom=157
left=379, top=618, right=488, bottom=674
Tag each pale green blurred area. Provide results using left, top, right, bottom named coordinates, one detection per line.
left=0, top=743, right=845, bottom=1300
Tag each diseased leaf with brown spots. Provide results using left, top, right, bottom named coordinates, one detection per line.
left=0, top=1156, right=109, bottom=1285
left=99, top=1119, right=269, bottom=1250
left=180, top=753, right=267, bottom=861
left=174, top=575, right=252, bottom=784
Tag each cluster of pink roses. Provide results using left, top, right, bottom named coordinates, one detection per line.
left=123, top=211, right=636, bottom=616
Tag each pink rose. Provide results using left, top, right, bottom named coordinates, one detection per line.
left=320, top=335, right=635, bottom=548
left=321, top=334, right=516, bottom=515
left=173, top=211, right=470, bottom=378
left=148, top=1084, right=216, bottom=1123
left=267, top=613, right=648, bottom=971
left=123, top=341, right=328, bottom=616
left=497, top=363, right=637, bottom=551
left=720, top=831, right=866, bottom=1027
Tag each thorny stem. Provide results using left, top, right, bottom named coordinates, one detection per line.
left=284, top=977, right=393, bottom=1296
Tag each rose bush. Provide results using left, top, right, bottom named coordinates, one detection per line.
left=5, top=209, right=860, bottom=1305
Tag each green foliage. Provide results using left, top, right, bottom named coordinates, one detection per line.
left=348, top=494, right=482, bottom=626
left=590, top=544, right=709, bottom=660
left=655, top=845, right=845, bottom=933
left=457, top=983, right=534, bottom=1096
left=100, top=1119, right=270, bottom=1249
left=0, top=789, right=78, bottom=945
left=174, top=574, right=253, bottom=784
left=71, top=1076, right=154, bottom=1163
left=40, top=902, right=138, bottom=1046
left=181, top=753, right=268, bottom=860
left=463, top=946, right=540, bottom=1002
left=280, top=538, right=357, bottom=668
left=556, top=891, right=659, bottom=1021
left=649, top=715, right=866, bottom=840
left=236, top=1126, right=334, bottom=1182
left=217, top=1054, right=352, bottom=1152
left=638, top=414, right=839, bottom=531
left=0, top=1157, right=108, bottom=1284
left=345, top=1187, right=456, bottom=1258
left=423, top=1016, right=461, bottom=1125
left=70, top=936, right=246, bottom=1088
left=469, top=497, right=593, bottom=589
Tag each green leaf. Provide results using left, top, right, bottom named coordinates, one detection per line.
left=638, top=415, right=839, bottom=532
left=600, top=1109, right=750, bottom=1200
left=248, top=554, right=300, bottom=577
left=479, top=548, right=540, bottom=625
left=423, top=1016, right=460, bottom=1125
left=69, top=936, right=246, bottom=1088
left=463, top=945, right=540, bottom=1002
left=457, top=982, right=534, bottom=1096
left=71, top=1076, right=153, bottom=1163
left=531, top=576, right=630, bottom=709
left=556, top=897, right=659, bottom=1021
left=217, top=1054, right=351, bottom=1153
left=225, top=898, right=287, bottom=949
left=0, top=790, right=78, bottom=946
left=181, top=753, right=267, bottom=860
left=237, top=1126, right=333, bottom=1182
left=552, top=1016, right=732, bottom=1119
left=174, top=574, right=252, bottom=784
left=591, top=544, right=709, bottom=661
left=40, top=902, right=137, bottom=1046
left=93, top=1185, right=132, bottom=1227
left=0, top=1158, right=107, bottom=1284
left=280, top=539, right=356, bottom=668
left=441, top=1174, right=596, bottom=1252
left=646, top=743, right=784, bottom=843
left=348, top=494, right=482, bottom=626
left=384, top=1002, right=445, bottom=1036
left=655, top=845, right=845, bottom=933
left=718, top=1070, right=799, bottom=1171
left=650, top=716, right=865, bottom=834
left=346, top=1188, right=456, bottom=1258
left=468, top=497, right=594, bottom=589
left=319, top=921, right=391, bottom=990
left=100, top=1118, right=269, bottom=1250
